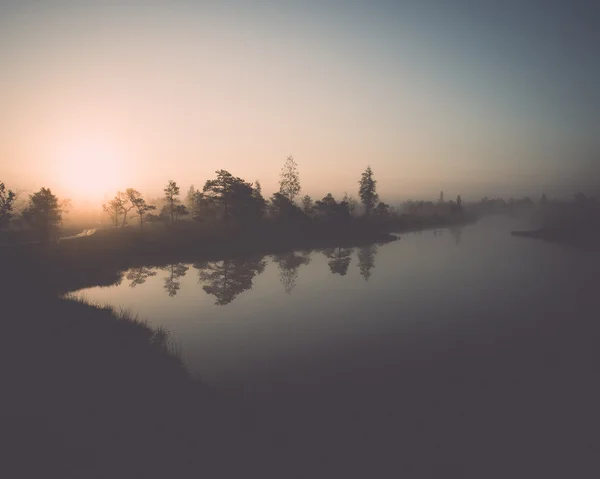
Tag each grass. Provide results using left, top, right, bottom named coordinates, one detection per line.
left=0, top=293, right=272, bottom=479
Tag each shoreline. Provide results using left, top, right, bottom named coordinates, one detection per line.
left=1, top=214, right=476, bottom=296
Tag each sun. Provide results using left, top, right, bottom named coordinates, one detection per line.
left=56, top=140, right=124, bottom=202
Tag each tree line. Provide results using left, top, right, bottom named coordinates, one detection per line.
left=97, top=158, right=389, bottom=230
left=1, top=156, right=467, bottom=241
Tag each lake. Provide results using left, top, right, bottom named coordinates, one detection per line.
left=74, top=216, right=597, bottom=396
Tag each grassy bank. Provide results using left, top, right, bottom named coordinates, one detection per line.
left=0, top=295, right=273, bottom=479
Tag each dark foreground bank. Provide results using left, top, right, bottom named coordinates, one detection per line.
left=0, top=297, right=277, bottom=479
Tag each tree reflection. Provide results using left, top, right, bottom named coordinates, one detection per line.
left=161, top=263, right=189, bottom=297
left=126, top=267, right=158, bottom=288
left=322, top=247, right=353, bottom=276
left=272, top=251, right=311, bottom=294
left=357, top=244, right=378, bottom=281
left=449, top=226, right=463, bottom=245
left=195, top=256, right=267, bottom=305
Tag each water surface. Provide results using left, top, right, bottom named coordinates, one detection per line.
left=77, top=217, right=596, bottom=395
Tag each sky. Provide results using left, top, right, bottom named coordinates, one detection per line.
left=1, top=0, right=599, bottom=207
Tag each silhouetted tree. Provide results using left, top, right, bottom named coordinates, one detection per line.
left=456, top=194, right=462, bottom=209
left=279, top=155, right=301, bottom=202
left=119, top=190, right=138, bottom=227
left=103, top=194, right=123, bottom=228
left=253, top=180, right=262, bottom=199
left=540, top=193, right=547, bottom=207
left=272, top=251, right=311, bottom=294
left=358, top=166, right=379, bottom=216
left=374, top=201, right=390, bottom=218
left=126, top=267, right=158, bottom=288
left=162, top=263, right=189, bottom=297
left=163, top=180, right=181, bottom=225
left=301, top=195, right=314, bottom=215
left=22, top=188, right=62, bottom=241
left=173, top=204, right=189, bottom=223
left=314, top=193, right=338, bottom=220
left=203, top=170, right=237, bottom=225
left=439, top=191, right=444, bottom=204
left=231, top=180, right=266, bottom=224
left=357, top=244, right=377, bottom=281
left=196, top=257, right=266, bottom=305
left=126, top=189, right=156, bottom=228
left=323, top=247, right=353, bottom=276
left=314, top=194, right=351, bottom=223
left=343, top=192, right=358, bottom=216
left=270, top=192, right=303, bottom=220
left=0, top=182, right=16, bottom=229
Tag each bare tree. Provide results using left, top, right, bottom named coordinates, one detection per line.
left=102, top=192, right=127, bottom=228
left=126, top=189, right=156, bottom=228
left=279, top=155, right=301, bottom=203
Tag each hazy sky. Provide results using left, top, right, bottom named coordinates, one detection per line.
left=1, top=0, right=599, bottom=206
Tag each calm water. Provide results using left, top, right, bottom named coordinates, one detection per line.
left=75, top=217, right=596, bottom=394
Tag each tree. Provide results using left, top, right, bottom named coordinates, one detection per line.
left=253, top=180, right=262, bottom=199
left=22, top=188, right=62, bottom=241
left=270, top=192, right=303, bottom=220
left=457, top=194, right=462, bottom=208
left=358, top=166, right=379, bottom=216
left=0, top=182, right=16, bottom=229
left=279, top=155, right=301, bottom=202
left=374, top=201, right=390, bottom=218
left=120, top=190, right=136, bottom=227
left=126, top=189, right=156, bottom=228
left=343, top=192, right=358, bottom=216
left=301, top=195, right=313, bottom=215
left=203, top=170, right=236, bottom=225
left=439, top=191, right=445, bottom=204
left=163, top=180, right=181, bottom=225
left=203, top=171, right=264, bottom=225
left=102, top=192, right=127, bottom=228
left=314, top=193, right=338, bottom=220
left=173, top=204, right=189, bottom=223
left=186, top=185, right=197, bottom=213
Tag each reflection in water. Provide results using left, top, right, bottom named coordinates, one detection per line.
left=272, top=251, right=312, bottom=294
left=162, top=263, right=190, bottom=297
left=357, top=244, right=378, bottom=281
left=126, top=267, right=158, bottom=288
left=449, top=226, right=463, bottom=245
left=322, top=247, right=353, bottom=276
left=195, top=257, right=267, bottom=305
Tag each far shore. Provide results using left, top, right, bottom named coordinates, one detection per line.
left=1, top=212, right=476, bottom=296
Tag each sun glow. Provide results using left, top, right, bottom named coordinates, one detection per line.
left=56, top=140, right=125, bottom=202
